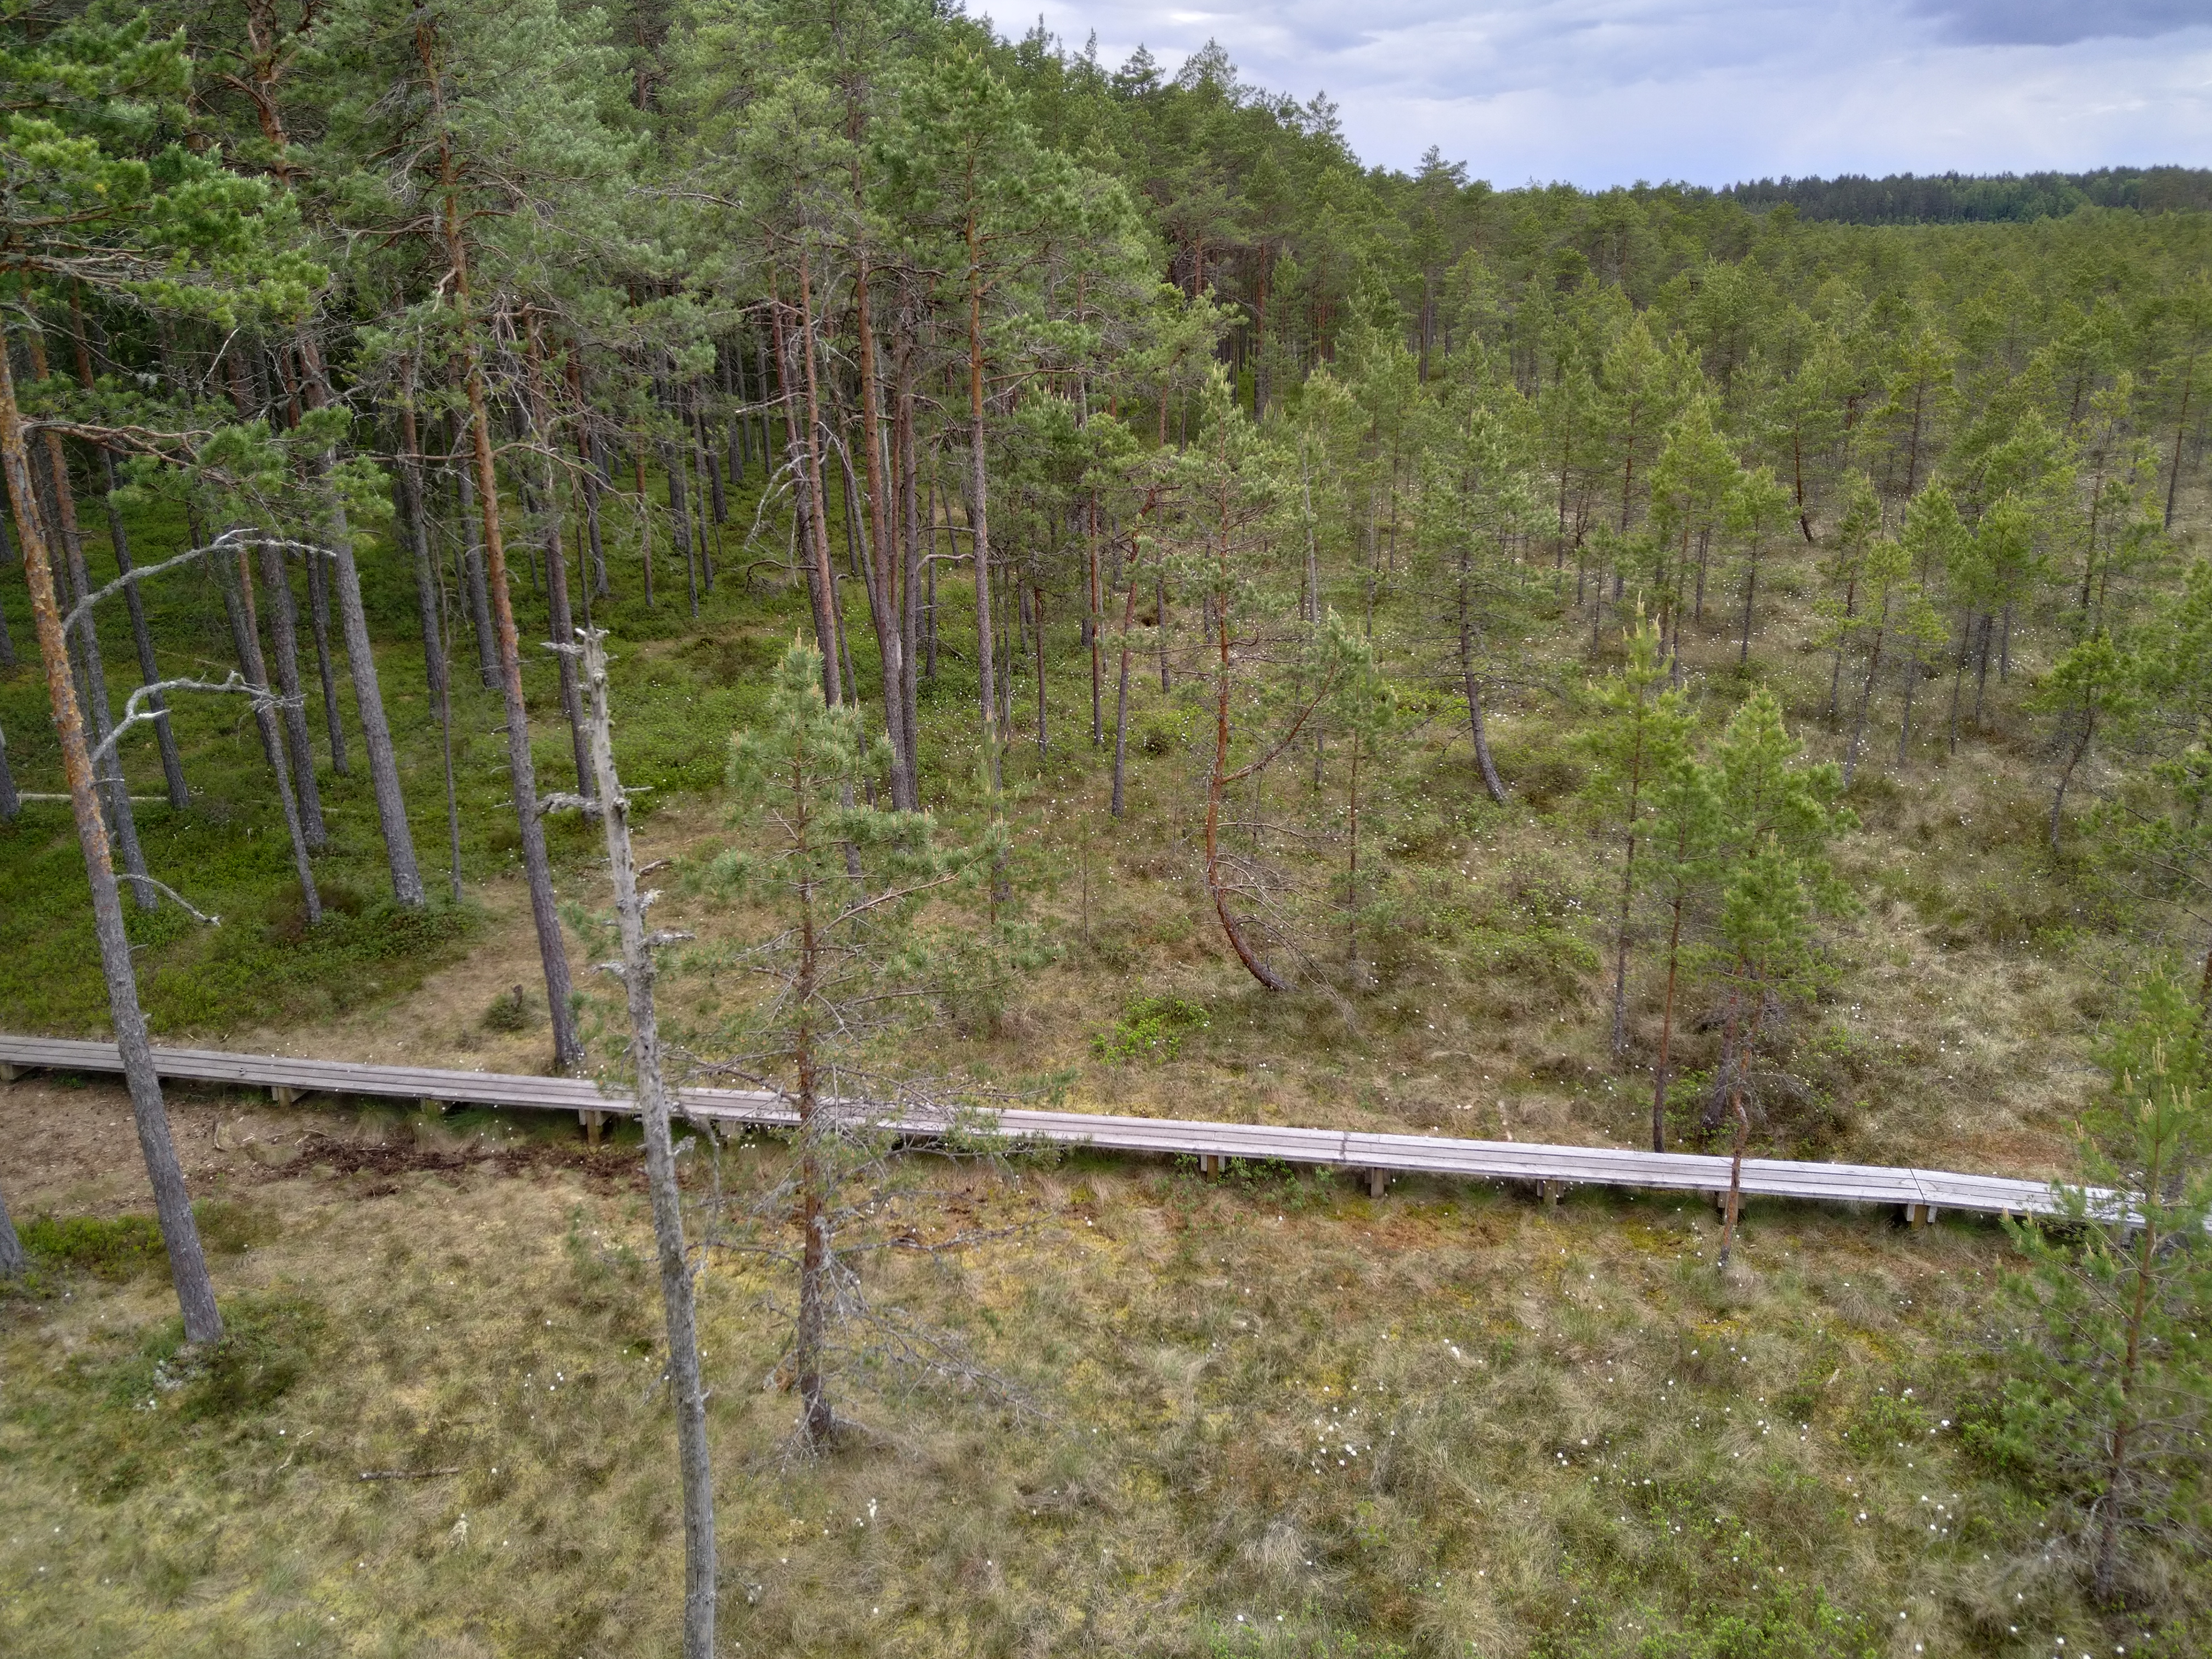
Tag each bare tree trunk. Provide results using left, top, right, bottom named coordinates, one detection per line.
left=1088, top=494, right=1103, bottom=746
left=1609, top=755, right=1646, bottom=1061
left=963, top=208, right=999, bottom=795
left=1033, top=583, right=1047, bottom=760
left=0, top=1175, right=22, bottom=1276
left=422, top=13, right=579, bottom=1068
left=1205, top=526, right=1294, bottom=992
left=435, top=564, right=462, bottom=904
left=1111, top=570, right=1138, bottom=817
left=0, top=509, right=16, bottom=668
left=524, top=312, right=592, bottom=799
left=1842, top=597, right=1889, bottom=785
left=68, top=320, right=187, bottom=806
left=219, top=546, right=321, bottom=923
left=0, top=339, right=221, bottom=1343
left=777, top=278, right=840, bottom=708
left=396, top=397, right=445, bottom=706
left=1738, top=544, right=1758, bottom=667
left=302, top=540, right=347, bottom=776
left=663, top=438, right=698, bottom=617
left=2050, top=710, right=2096, bottom=852
left=852, top=253, right=915, bottom=810
left=573, top=630, right=715, bottom=1656
left=0, top=720, right=19, bottom=821
left=257, top=540, right=329, bottom=850
left=27, top=387, right=154, bottom=907
left=567, top=356, right=611, bottom=600
left=1650, top=896, right=1685, bottom=1152
left=895, top=334, right=923, bottom=794
left=454, top=437, right=498, bottom=689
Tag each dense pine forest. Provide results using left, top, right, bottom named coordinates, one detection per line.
left=2, top=4, right=2211, bottom=1656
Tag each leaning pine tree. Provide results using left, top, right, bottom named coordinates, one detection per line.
left=0, top=17, right=320, bottom=1344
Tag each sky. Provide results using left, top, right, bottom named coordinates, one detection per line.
left=1003, top=0, right=2212, bottom=188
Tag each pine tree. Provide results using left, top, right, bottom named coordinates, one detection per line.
left=712, top=639, right=994, bottom=1448
left=1983, top=972, right=2212, bottom=1601
left=0, top=11, right=319, bottom=1345
left=2036, top=633, right=2142, bottom=853
left=1580, top=610, right=1694, bottom=1062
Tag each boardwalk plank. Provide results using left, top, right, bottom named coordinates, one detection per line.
left=0, top=1034, right=2078, bottom=1218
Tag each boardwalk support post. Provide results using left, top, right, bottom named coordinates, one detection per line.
left=1367, top=1168, right=1385, bottom=1199
left=0, top=1061, right=19, bottom=1082
left=1540, top=1180, right=1562, bottom=1209
left=582, top=1109, right=607, bottom=1149
left=272, top=1085, right=298, bottom=1108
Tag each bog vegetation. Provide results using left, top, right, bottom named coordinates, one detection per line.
left=0, top=2, right=2210, bottom=1655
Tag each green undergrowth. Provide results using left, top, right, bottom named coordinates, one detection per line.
left=0, top=472, right=778, bottom=1036
left=16, top=1199, right=276, bottom=1281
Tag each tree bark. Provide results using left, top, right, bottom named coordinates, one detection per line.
left=0, top=338, right=221, bottom=1342
left=256, top=539, right=329, bottom=851
left=1650, top=894, right=1686, bottom=1153
left=851, top=253, right=915, bottom=809
left=0, top=1174, right=22, bottom=1276
left=454, top=435, right=498, bottom=688
left=566, top=354, right=611, bottom=600
left=26, top=351, right=154, bottom=906
left=963, top=204, right=1000, bottom=795
left=219, top=545, right=320, bottom=923
left=0, top=720, right=19, bottom=821
left=775, top=280, right=839, bottom=707
left=523, top=311, right=592, bottom=799
left=301, top=529, right=347, bottom=775
left=396, top=396, right=445, bottom=707
left=421, top=10, right=579, bottom=1068
left=66, top=303, right=186, bottom=806
left=574, top=629, right=716, bottom=1657
left=1111, top=568, right=1138, bottom=817
left=1842, top=595, right=1889, bottom=785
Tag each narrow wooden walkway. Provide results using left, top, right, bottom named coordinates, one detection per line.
left=0, top=1034, right=2072, bottom=1224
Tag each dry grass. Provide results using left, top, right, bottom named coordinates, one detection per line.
left=2, top=460, right=2204, bottom=1659
left=3, top=1074, right=2206, bottom=1657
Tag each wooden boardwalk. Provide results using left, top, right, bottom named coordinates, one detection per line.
left=0, top=1034, right=2074, bottom=1225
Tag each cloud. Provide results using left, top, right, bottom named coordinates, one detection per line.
left=1017, top=0, right=2212, bottom=184
left=1912, top=0, right=2207, bottom=47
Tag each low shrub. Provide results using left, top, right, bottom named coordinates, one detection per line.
left=1093, top=994, right=1211, bottom=1062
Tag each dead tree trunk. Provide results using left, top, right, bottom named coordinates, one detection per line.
left=573, top=629, right=716, bottom=1659
left=396, top=396, right=445, bottom=707
left=219, top=545, right=321, bottom=923
left=256, top=540, right=329, bottom=851
left=454, top=435, right=498, bottom=689
left=523, top=312, right=592, bottom=799
left=67, top=302, right=186, bottom=806
left=0, top=336, right=221, bottom=1342
left=301, top=533, right=347, bottom=776
left=0, top=1176, right=22, bottom=1276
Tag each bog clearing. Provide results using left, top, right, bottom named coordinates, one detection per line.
left=2, top=8, right=2210, bottom=1655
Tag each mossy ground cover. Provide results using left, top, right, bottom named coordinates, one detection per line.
left=0, top=468, right=2200, bottom=1656
left=2, top=1138, right=2199, bottom=1658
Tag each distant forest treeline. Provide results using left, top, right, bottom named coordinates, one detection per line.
left=1720, top=167, right=2212, bottom=225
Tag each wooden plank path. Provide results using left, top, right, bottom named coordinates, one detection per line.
left=0, top=1033, right=2072, bottom=1226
